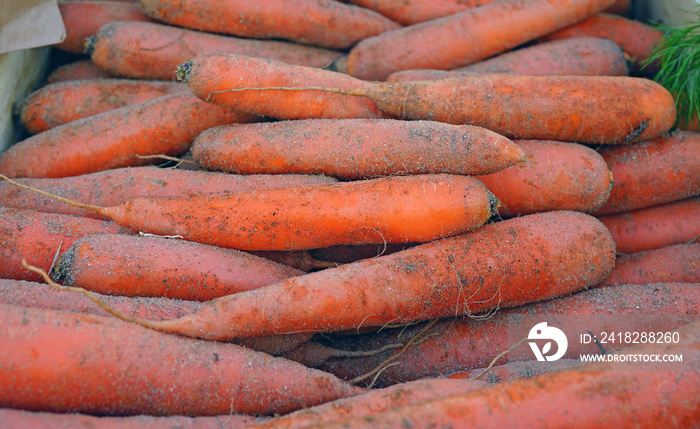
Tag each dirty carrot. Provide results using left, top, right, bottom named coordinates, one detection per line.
left=74, top=210, right=614, bottom=340
left=19, top=78, right=187, bottom=134
left=179, top=52, right=386, bottom=120
left=0, top=303, right=362, bottom=416
left=55, top=0, right=153, bottom=53
left=345, top=0, right=618, bottom=80
left=597, top=196, right=700, bottom=254
left=597, top=243, right=700, bottom=287
left=0, top=208, right=131, bottom=282
left=0, top=93, right=257, bottom=178
left=187, top=72, right=676, bottom=144
left=387, top=37, right=629, bottom=82
left=592, top=131, right=700, bottom=215
left=475, top=139, right=613, bottom=217
left=51, top=234, right=304, bottom=301
left=139, top=0, right=401, bottom=50
left=88, top=21, right=344, bottom=80
left=45, top=59, right=115, bottom=83
left=448, top=359, right=581, bottom=384
left=0, top=166, right=336, bottom=220
left=0, top=173, right=498, bottom=251
left=191, top=119, right=525, bottom=179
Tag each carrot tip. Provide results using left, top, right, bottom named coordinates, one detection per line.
left=175, top=61, right=193, bottom=83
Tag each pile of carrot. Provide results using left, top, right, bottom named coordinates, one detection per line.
left=0, top=0, right=698, bottom=425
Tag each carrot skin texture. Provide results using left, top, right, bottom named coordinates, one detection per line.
left=354, top=75, right=675, bottom=144
left=150, top=211, right=615, bottom=340
left=139, top=0, right=401, bottom=50
left=104, top=174, right=498, bottom=251
left=0, top=304, right=362, bottom=416
left=0, top=208, right=131, bottom=282
left=184, top=52, right=386, bottom=120
left=597, top=243, right=700, bottom=287
left=52, top=234, right=304, bottom=301
left=476, top=140, right=613, bottom=216
left=0, top=93, right=257, bottom=178
left=345, top=0, right=618, bottom=80
left=449, top=359, right=582, bottom=384
left=191, top=119, right=525, bottom=179
left=597, top=196, right=700, bottom=254
left=56, top=0, right=153, bottom=53
left=45, top=59, right=115, bottom=83
left=317, top=282, right=697, bottom=386
left=593, top=131, right=700, bottom=215
left=90, top=21, right=344, bottom=80
left=0, top=166, right=337, bottom=220
left=387, top=37, right=629, bottom=81
left=247, top=378, right=486, bottom=429
left=20, top=78, right=187, bottom=134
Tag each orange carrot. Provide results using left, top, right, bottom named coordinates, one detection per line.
left=0, top=166, right=336, bottom=220
left=597, top=196, right=700, bottom=254
left=475, top=139, right=613, bottom=217
left=307, top=321, right=700, bottom=428
left=597, top=243, right=700, bottom=287
left=19, top=78, right=187, bottom=134
left=88, top=21, right=344, bottom=80
left=541, top=13, right=663, bottom=74
left=180, top=52, right=386, bottom=120
left=106, top=210, right=614, bottom=341
left=51, top=234, right=304, bottom=301
left=246, top=378, right=486, bottom=429
left=386, top=37, right=629, bottom=82
left=316, top=282, right=697, bottom=386
left=0, top=173, right=498, bottom=251
left=592, top=131, right=700, bottom=215
left=0, top=303, right=362, bottom=416
left=45, top=59, right=115, bottom=83
left=0, top=408, right=265, bottom=429
left=0, top=208, right=131, bottom=282
left=191, top=119, right=525, bottom=179
left=139, top=0, right=401, bottom=49
left=345, top=0, right=618, bottom=80
left=250, top=250, right=339, bottom=272
left=448, top=359, right=581, bottom=384
left=55, top=0, right=153, bottom=53
left=0, top=93, right=257, bottom=178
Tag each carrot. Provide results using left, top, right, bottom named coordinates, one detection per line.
left=541, top=13, right=663, bottom=74
left=139, top=0, right=401, bottom=50
left=0, top=208, right=131, bottom=282
left=0, top=166, right=337, bottom=220
left=350, top=0, right=630, bottom=26
left=386, top=37, right=629, bottom=82
left=0, top=303, right=362, bottom=416
left=0, top=278, right=313, bottom=356
left=0, top=93, right=257, bottom=178
left=92, top=210, right=614, bottom=341
left=186, top=66, right=675, bottom=144
left=0, top=408, right=265, bottom=429
left=191, top=119, right=525, bottom=179
left=55, top=0, right=153, bottom=53
left=88, top=21, right=344, bottom=80
left=45, top=59, right=115, bottom=83
left=316, top=282, right=697, bottom=386
left=597, top=243, right=700, bottom=287
left=448, top=359, right=581, bottom=384
left=592, top=131, right=700, bottom=215
left=475, top=139, right=613, bottom=217
left=307, top=321, right=700, bottom=428
left=245, top=378, right=486, bottom=429
left=597, top=196, right=700, bottom=254
left=0, top=173, right=498, bottom=251
left=345, top=0, right=618, bottom=80
left=19, top=78, right=187, bottom=134
left=51, top=234, right=304, bottom=301
left=179, top=52, right=386, bottom=120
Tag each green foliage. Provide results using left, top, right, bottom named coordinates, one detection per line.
left=642, top=8, right=700, bottom=128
